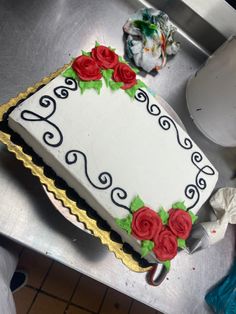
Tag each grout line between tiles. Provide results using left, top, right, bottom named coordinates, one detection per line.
left=26, top=280, right=160, bottom=314
left=26, top=278, right=98, bottom=313
left=67, top=302, right=97, bottom=314
left=26, top=259, right=54, bottom=314
left=127, top=299, right=134, bottom=314
left=26, top=266, right=97, bottom=314
left=64, top=272, right=82, bottom=312
left=18, top=246, right=25, bottom=258
left=25, top=288, right=37, bottom=313
left=25, top=272, right=97, bottom=314
left=24, top=287, right=97, bottom=314
left=25, top=286, right=38, bottom=313
left=97, top=286, right=109, bottom=314
left=23, top=284, right=157, bottom=314
left=26, top=285, right=68, bottom=303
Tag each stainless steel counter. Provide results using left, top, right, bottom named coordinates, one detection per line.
left=0, top=1, right=235, bottom=313
left=182, top=0, right=236, bottom=38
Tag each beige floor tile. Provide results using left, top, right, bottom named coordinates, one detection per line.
left=99, top=287, right=132, bottom=314
left=17, top=249, right=52, bottom=288
left=14, top=286, right=37, bottom=314
left=72, top=275, right=106, bottom=312
left=29, top=292, right=66, bottom=314
left=66, top=305, right=91, bottom=314
left=130, top=300, right=156, bottom=314
left=42, top=261, right=80, bottom=301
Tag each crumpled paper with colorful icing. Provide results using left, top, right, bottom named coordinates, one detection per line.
left=123, top=8, right=180, bottom=72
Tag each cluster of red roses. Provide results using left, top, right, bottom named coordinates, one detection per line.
left=131, top=206, right=192, bottom=261
left=72, top=45, right=137, bottom=90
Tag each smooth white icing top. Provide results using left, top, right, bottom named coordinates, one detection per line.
left=8, top=75, right=218, bottom=262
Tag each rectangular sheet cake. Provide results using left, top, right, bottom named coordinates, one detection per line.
left=7, top=44, right=218, bottom=265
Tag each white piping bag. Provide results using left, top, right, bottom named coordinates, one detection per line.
left=186, top=188, right=236, bottom=253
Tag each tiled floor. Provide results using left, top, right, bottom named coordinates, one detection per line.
left=12, top=246, right=160, bottom=314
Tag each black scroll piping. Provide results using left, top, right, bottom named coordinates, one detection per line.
left=192, top=151, right=215, bottom=190
left=53, top=77, right=77, bottom=99
left=111, top=187, right=131, bottom=213
left=185, top=152, right=215, bottom=210
left=65, top=150, right=113, bottom=190
left=184, top=184, right=200, bottom=211
left=158, top=115, right=193, bottom=149
left=135, top=88, right=192, bottom=149
left=21, top=95, right=63, bottom=147
left=135, top=88, right=216, bottom=210
left=20, top=77, right=78, bottom=148
left=65, top=151, right=132, bottom=212
left=135, top=88, right=161, bottom=116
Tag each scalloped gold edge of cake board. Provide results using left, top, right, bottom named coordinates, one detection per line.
left=0, top=65, right=151, bottom=273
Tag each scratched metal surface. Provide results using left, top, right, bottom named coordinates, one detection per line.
left=0, top=1, right=235, bottom=313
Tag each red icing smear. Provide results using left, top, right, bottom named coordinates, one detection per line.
left=161, top=34, right=166, bottom=51
left=211, top=230, right=217, bottom=234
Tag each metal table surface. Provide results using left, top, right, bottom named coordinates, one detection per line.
left=0, top=1, right=235, bottom=313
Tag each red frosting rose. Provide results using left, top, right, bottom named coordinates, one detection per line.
left=91, top=45, right=118, bottom=69
left=168, top=209, right=192, bottom=240
left=113, top=62, right=137, bottom=90
left=153, top=228, right=178, bottom=261
left=72, top=55, right=102, bottom=81
left=131, top=207, right=162, bottom=240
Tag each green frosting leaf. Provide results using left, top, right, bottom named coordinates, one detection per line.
left=177, top=238, right=186, bottom=249
left=136, top=79, right=147, bottom=88
left=125, top=86, right=137, bottom=98
left=189, top=211, right=198, bottom=224
left=62, top=67, right=78, bottom=80
left=131, top=66, right=140, bottom=74
left=163, top=260, right=171, bottom=272
left=141, top=240, right=154, bottom=257
left=101, top=69, right=114, bottom=87
left=158, top=207, right=169, bottom=224
left=118, top=56, right=127, bottom=63
left=95, top=41, right=100, bottom=47
left=109, top=80, right=123, bottom=91
left=108, top=46, right=116, bottom=51
left=130, top=195, right=144, bottom=213
left=125, top=79, right=147, bottom=99
left=172, top=201, right=187, bottom=211
left=79, top=80, right=103, bottom=94
left=115, top=214, right=133, bottom=235
left=133, top=20, right=157, bottom=37
left=82, top=50, right=91, bottom=56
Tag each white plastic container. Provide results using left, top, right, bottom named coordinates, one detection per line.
left=186, top=36, right=236, bottom=147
